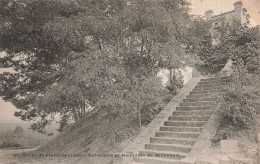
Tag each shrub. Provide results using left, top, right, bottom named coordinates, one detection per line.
left=217, top=62, right=260, bottom=132
left=166, top=71, right=184, bottom=95
left=0, top=141, right=21, bottom=148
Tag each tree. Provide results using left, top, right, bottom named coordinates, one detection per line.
left=0, top=0, right=197, bottom=138
left=219, top=26, right=260, bottom=124
left=0, top=0, right=128, bottom=134
left=126, top=77, right=166, bottom=128
left=0, top=0, right=86, bottom=132
left=121, top=1, right=195, bottom=94
left=195, top=18, right=255, bottom=75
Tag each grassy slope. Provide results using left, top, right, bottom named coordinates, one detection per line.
left=30, top=109, right=140, bottom=164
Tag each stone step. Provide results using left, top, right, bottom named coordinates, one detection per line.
left=145, top=143, right=192, bottom=153
left=189, top=91, right=224, bottom=96
left=139, top=150, right=186, bottom=160
left=180, top=101, right=216, bottom=106
left=155, top=131, right=200, bottom=139
left=183, top=98, right=215, bottom=102
left=134, top=156, right=193, bottom=164
left=176, top=106, right=216, bottom=111
left=194, top=85, right=226, bottom=91
left=198, top=79, right=230, bottom=85
left=160, top=126, right=203, bottom=133
left=173, top=110, right=214, bottom=116
left=187, top=93, right=212, bottom=99
left=190, top=89, right=226, bottom=94
left=199, top=77, right=230, bottom=82
left=168, top=115, right=211, bottom=121
left=197, top=83, right=229, bottom=88
left=164, top=121, right=207, bottom=127
left=187, top=93, right=219, bottom=99
left=200, top=76, right=230, bottom=82
left=196, top=82, right=229, bottom=88
left=195, top=83, right=227, bottom=88
left=150, top=137, right=196, bottom=146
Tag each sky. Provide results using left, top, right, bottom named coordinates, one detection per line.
left=0, top=98, right=25, bottom=124
left=0, top=0, right=260, bottom=124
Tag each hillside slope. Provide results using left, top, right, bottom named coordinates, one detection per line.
left=29, top=109, right=141, bottom=164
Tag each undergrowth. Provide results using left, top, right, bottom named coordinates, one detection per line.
left=212, top=62, right=260, bottom=145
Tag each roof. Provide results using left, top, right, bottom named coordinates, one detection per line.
left=211, top=10, right=234, bottom=19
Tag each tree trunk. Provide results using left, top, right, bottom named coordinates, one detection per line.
left=98, top=38, right=103, bottom=50
left=80, top=92, right=85, bottom=115
left=173, top=69, right=176, bottom=77
left=169, top=68, right=173, bottom=83
left=141, top=37, right=144, bottom=55
left=107, top=109, right=116, bottom=147
left=77, top=99, right=82, bottom=118
left=72, top=108, right=79, bottom=121
left=137, top=103, right=141, bottom=128
left=169, top=68, right=176, bottom=83
left=82, top=101, right=85, bottom=115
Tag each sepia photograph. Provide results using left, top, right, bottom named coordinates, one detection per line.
left=0, top=0, right=259, bottom=164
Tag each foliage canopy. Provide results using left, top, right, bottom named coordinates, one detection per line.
left=0, top=0, right=201, bottom=135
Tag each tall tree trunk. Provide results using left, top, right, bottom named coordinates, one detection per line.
left=169, top=68, right=176, bottom=83
left=80, top=92, right=85, bottom=115
left=98, top=38, right=103, bottom=50
left=82, top=100, right=85, bottom=115
left=77, top=99, right=82, bottom=118
left=169, top=68, right=173, bottom=83
left=107, top=109, right=116, bottom=147
left=72, top=108, right=79, bottom=121
left=147, top=39, right=152, bottom=56
left=137, top=103, right=141, bottom=128
left=141, top=37, right=144, bottom=55
left=172, top=69, right=176, bottom=77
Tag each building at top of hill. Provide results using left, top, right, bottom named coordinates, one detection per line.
left=205, top=1, right=251, bottom=45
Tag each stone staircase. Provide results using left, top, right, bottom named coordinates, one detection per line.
left=132, top=76, right=230, bottom=164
